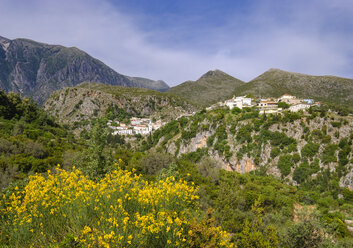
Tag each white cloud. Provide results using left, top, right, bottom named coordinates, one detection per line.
left=1, top=0, right=352, bottom=85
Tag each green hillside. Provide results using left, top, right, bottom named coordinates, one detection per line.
left=167, top=70, right=245, bottom=107
left=234, top=68, right=353, bottom=106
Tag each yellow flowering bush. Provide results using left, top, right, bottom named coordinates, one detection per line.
left=0, top=166, right=234, bottom=247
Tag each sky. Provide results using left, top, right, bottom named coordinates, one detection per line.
left=1, top=0, right=353, bottom=86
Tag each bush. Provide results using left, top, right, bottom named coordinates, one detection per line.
left=301, top=143, right=320, bottom=158
left=277, top=155, right=293, bottom=177
left=278, top=102, right=290, bottom=109
left=293, top=162, right=310, bottom=184
left=270, top=147, right=281, bottom=158
left=0, top=166, right=234, bottom=247
left=140, top=151, right=173, bottom=175
left=321, top=144, right=338, bottom=164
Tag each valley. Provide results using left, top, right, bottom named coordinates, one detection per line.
left=1, top=37, right=353, bottom=248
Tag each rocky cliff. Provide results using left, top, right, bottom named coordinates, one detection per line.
left=148, top=106, right=353, bottom=188
left=44, top=82, right=196, bottom=132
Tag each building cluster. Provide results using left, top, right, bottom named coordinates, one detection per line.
left=208, top=94, right=318, bottom=114
left=258, top=94, right=317, bottom=114
left=223, top=96, right=253, bottom=110
left=108, top=117, right=164, bottom=136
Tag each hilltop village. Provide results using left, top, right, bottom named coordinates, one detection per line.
left=109, top=94, right=319, bottom=136
left=107, top=117, right=164, bottom=136
left=208, top=93, right=319, bottom=114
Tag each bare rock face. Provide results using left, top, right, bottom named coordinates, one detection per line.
left=0, top=36, right=169, bottom=104
left=340, top=169, right=353, bottom=190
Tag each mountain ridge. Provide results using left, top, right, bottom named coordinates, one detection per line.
left=168, top=68, right=353, bottom=108
left=235, top=68, right=353, bottom=106
left=0, top=36, right=170, bottom=104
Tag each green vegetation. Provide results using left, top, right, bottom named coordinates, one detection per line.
left=168, top=70, right=244, bottom=107
left=1, top=90, right=353, bottom=247
left=0, top=90, right=78, bottom=188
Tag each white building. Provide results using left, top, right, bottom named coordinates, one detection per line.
left=113, top=128, right=133, bottom=135
left=110, top=118, right=153, bottom=136
left=258, top=100, right=282, bottom=114
left=289, top=103, right=311, bottom=112
left=225, top=96, right=252, bottom=110
left=279, top=94, right=295, bottom=101
left=279, top=94, right=302, bottom=105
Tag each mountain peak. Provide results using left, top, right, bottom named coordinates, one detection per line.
left=0, top=36, right=11, bottom=51
left=267, top=68, right=283, bottom=73
left=0, top=35, right=10, bottom=43
left=200, top=69, right=227, bottom=79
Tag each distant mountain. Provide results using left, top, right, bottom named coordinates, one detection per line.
left=233, top=68, right=353, bottom=106
left=167, top=70, right=245, bottom=107
left=127, top=76, right=169, bottom=92
left=0, top=36, right=169, bottom=104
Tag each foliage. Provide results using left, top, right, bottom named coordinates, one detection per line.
left=277, top=155, right=294, bottom=177
left=237, top=200, right=278, bottom=248
left=139, top=151, right=174, bottom=175
left=0, top=166, right=234, bottom=248
left=278, top=102, right=290, bottom=109
left=280, top=221, right=327, bottom=248
left=0, top=91, right=77, bottom=189
left=301, top=143, right=320, bottom=158
left=321, top=144, right=338, bottom=164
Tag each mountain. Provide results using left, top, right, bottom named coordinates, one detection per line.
left=44, top=82, right=197, bottom=132
left=0, top=36, right=169, bottom=104
left=167, top=70, right=245, bottom=107
left=126, top=76, right=169, bottom=92
left=233, top=68, right=353, bottom=106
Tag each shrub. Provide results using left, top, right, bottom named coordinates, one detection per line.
left=293, top=162, right=310, bottom=184
left=277, top=155, right=293, bottom=177
left=301, top=143, right=320, bottom=158
left=321, top=144, right=338, bottom=164
left=0, top=166, right=234, bottom=247
left=270, top=147, right=281, bottom=158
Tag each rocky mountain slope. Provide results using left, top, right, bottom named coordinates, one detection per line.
left=44, top=82, right=197, bottom=131
left=144, top=106, right=353, bottom=189
left=167, top=70, right=245, bottom=107
left=235, top=68, right=353, bottom=106
left=0, top=36, right=169, bottom=104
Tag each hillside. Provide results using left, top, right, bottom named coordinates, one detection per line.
left=2, top=89, right=353, bottom=247
left=0, top=36, right=169, bottom=104
left=234, top=68, right=353, bottom=106
left=0, top=90, right=78, bottom=189
left=142, top=105, right=353, bottom=190
left=167, top=70, right=245, bottom=107
left=44, top=82, right=197, bottom=131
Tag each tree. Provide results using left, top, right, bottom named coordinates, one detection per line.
left=140, top=151, right=173, bottom=175
left=238, top=200, right=279, bottom=248
left=85, top=118, right=108, bottom=178
left=278, top=102, right=290, bottom=109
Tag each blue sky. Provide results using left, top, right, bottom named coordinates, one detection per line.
left=1, top=0, right=353, bottom=86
